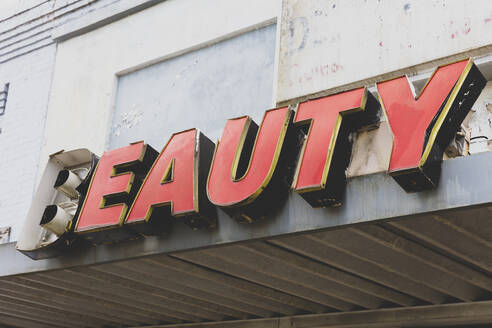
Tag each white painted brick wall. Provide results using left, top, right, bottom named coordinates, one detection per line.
left=0, top=45, right=56, bottom=242
left=0, top=0, right=127, bottom=243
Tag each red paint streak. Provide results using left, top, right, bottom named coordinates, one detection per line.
left=330, top=63, right=340, bottom=73
left=463, top=27, right=471, bottom=34
left=451, top=33, right=456, bottom=39
left=320, top=64, right=330, bottom=75
left=485, top=17, right=492, bottom=24
left=379, top=41, right=383, bottom=47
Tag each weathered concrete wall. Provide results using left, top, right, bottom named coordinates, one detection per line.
left=277, top=0, right=492, bottom=103
left=41, top=0, right=279, bottom=172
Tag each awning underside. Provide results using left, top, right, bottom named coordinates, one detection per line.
left=0, top=204, right=491, bottom=328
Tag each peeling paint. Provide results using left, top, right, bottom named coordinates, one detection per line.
left=468, top=83, right=492, bottom=152
left=347, top=122, right=392, bottom=177
left=113, top=108, right=143, bottom=137
left=0, top=226, right=10, bottom=244
left=171, top=58, right=199, bottom=87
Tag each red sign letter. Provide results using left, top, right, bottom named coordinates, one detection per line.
left=125, top=129, right=216, bottom=233
left=207, top=107, right=295, bottom=222
left=292, top=88, right=380, bottom=207
left=75, top=142, right=157, bottom=243
left=378, top=59, right=485, bottom=191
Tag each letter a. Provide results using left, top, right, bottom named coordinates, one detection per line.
left=125, top=129, right=216, bottom=234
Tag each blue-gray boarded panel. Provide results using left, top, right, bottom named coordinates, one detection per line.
left=110, top=24, right=276, bottom=151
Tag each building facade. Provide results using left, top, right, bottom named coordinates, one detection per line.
left=1, top=0, right=492, bottom=327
